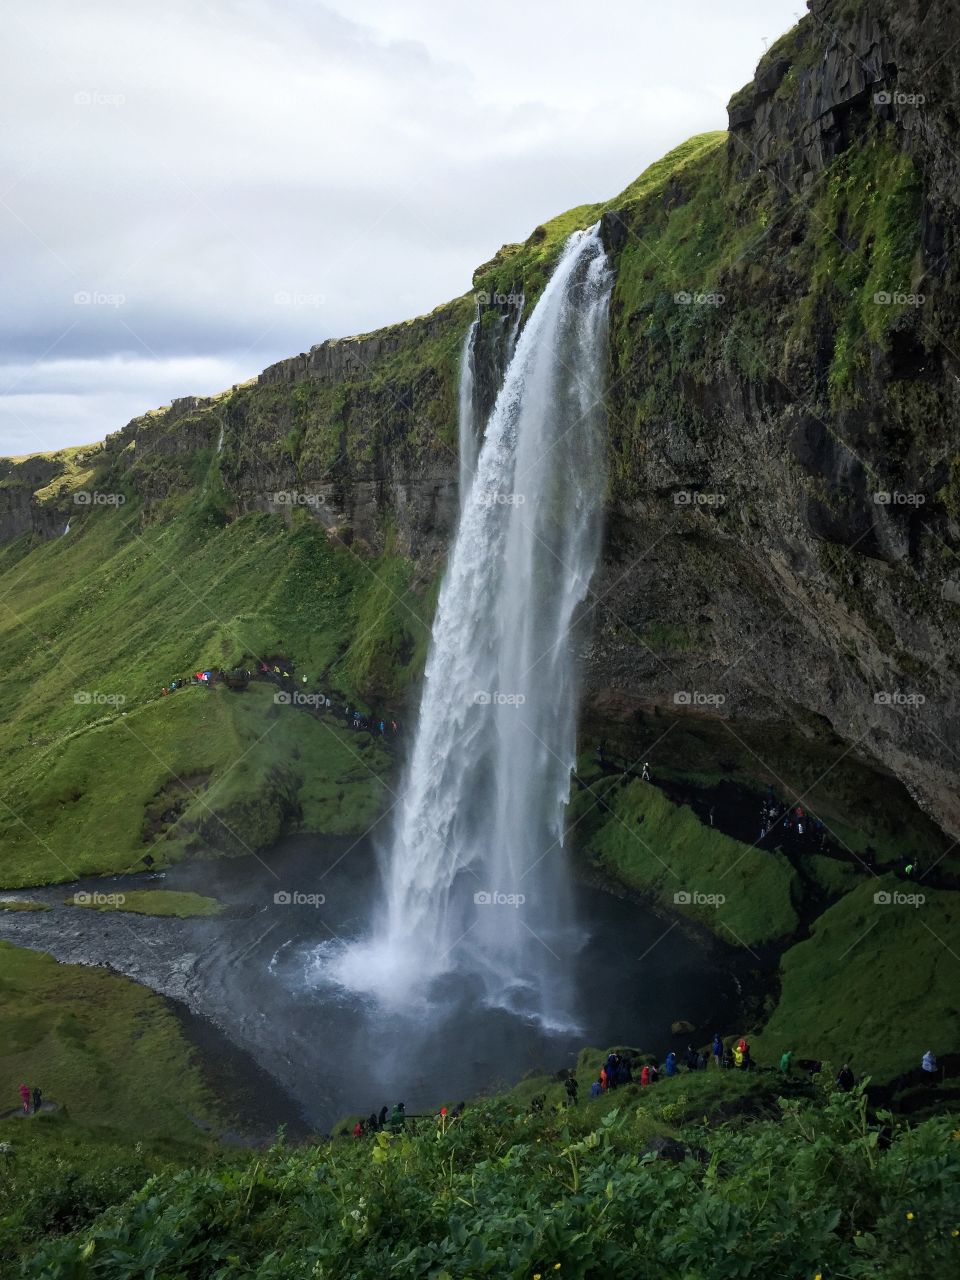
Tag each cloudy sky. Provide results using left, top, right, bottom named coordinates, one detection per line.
left=2, top=0, right=802, bottom=456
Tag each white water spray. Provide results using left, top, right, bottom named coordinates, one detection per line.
left=335, top=227, right=612, bottom=1027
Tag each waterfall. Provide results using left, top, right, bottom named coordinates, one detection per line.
left=334, top=226, right=612, bottom=1028
left=457, top=302, right=480, bottom=506
left=505, top=296, right=524, bottom=366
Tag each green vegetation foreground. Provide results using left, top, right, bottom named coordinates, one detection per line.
left=15, top=1069, right=960, bottom=1279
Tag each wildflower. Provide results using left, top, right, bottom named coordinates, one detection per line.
left=534, top=1274, right=542, bottom=1279
left=906, top=1212, right=914, bottom=1221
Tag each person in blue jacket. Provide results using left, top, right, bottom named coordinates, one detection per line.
left=664, top=1050, right=677, bottom=1077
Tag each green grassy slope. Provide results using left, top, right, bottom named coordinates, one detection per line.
left=751, top=878, right=960, bottom=1078
left=0, top=942, right=218, bottom=1137
left=570, top=771, right=800, bottom=946
left=0, top=504, right=417, bottom=885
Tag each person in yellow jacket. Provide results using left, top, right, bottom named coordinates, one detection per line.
left=733, top=1044, right=744, bottom=1069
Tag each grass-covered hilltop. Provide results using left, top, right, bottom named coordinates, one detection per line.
left=1, top=0, right=960, bottom=1273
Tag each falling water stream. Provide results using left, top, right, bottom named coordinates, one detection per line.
left=333, top=227, right=613, bottom=1029
left=457, top=302, right=480, bottom=505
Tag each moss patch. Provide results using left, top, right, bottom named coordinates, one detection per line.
left=68, top=889, right=224, bottom=917
left=751, top=877, right=960, bottom=1078
left=572, top=773, right=799, bottom=946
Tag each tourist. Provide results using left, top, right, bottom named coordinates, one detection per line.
left=564, top=1075, right=579, bottom=1105
left=32, top=1086, right=41, bottom=1114
left=648, top=1062, right=659, bottom=1083
left=641, top=761, right=651, bottom=781
left=378, top=1104, right=388, bottom=1129
left=836, top=1063, right=855, bottom=1092
left=722, top=1046, right=734, bottom=1069
left=733, top=1043, right=744, bottom=1069
left=779, top=1049, right=794, bottom=1075
left=18, top=1083, right=30, bottom=1114
left=389, top=1102, right=406, bottom=1132
left=921, top=1049, right=938, bottom=1085
left=640, top=1064, right=650, bottom=1088
left=368, top=1111, right=378, bottom=1131
left=664, top=1051, right=677, bottom=1077
left=590, top=1079, right=602, bottom=1099
left=599, top=1066, right=609, bottom=1092
left=712, top=1033, right=723, bottom=1067
left=684, top=1045, right=699, bottom=1072
left=352, top=1120, right=363, bottom=1139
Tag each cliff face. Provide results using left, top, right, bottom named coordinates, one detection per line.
left=582, top=0, right=960, bottom=838
left=2, top=0, right=958, bottom=836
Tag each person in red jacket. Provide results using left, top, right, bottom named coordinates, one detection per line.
left=18, top=1083, right=30, bottom=1114
left=640, top=1065, right=650, bottom=1088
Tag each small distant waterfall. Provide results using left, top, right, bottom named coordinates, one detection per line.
left=505, top=297, right=524, bottom=365
left=334, top=226, right=612, bottom=1028
left=457, top=303, right=480, bottom=506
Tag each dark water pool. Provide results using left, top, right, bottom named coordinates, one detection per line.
left=158, top=835, right=742, bottom=1127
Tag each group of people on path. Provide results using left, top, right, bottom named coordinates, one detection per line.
left=582, top=1038, right=945, bottom=1101
left=17, top=1083, right=42, bottom=1115
left=158, top=657, right=403, bottom=737
left=350, top=1099, right=466, bottom=1138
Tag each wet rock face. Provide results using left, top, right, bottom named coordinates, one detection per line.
left=573, top=0, right=960, bottom=840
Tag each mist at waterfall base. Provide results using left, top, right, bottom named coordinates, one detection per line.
left=325, top=227, right=611, bottom=1033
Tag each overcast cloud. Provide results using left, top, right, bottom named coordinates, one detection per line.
left=1, top=0, right=802, bottom=455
